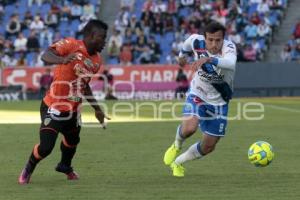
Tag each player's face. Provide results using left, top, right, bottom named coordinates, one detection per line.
left=205, top=31, right=224, bottom=55
left=90, top=29, right=107, bottom=53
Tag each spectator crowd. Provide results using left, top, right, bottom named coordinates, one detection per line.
left=0, top=0, right=100, bottom=67
left=106, top=0, right=287, bottom=65
left=0, top=0, right=291, bottom=67
left=281, top=19, right=300, bottom=62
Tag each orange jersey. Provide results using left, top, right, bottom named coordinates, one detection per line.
left=44, top=37, right=102, bottom=112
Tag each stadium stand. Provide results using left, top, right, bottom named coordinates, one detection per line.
left=107, top=0, right=288, bottom=64
left=0, top=0, right=288, bottom=67
left=0, top=0, right=100, bottom=67
left=281, top=19, right=300, bottom=61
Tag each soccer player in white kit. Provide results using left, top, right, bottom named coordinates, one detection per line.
left=163, top=22, right=237, bottom=177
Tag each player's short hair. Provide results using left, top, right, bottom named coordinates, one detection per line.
left=82, top=19, right=108, bottom=37
left=203, top=21, right=226, bottom=38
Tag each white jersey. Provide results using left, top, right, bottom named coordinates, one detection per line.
left=179, top=34, right=237, bottom=105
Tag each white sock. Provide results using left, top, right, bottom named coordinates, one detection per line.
left=175, top=142, right=203, bottom=165
left=174, top=125, right=185, bottom=149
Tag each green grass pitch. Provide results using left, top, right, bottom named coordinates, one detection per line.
left=0, top=98, right=299, bottom=200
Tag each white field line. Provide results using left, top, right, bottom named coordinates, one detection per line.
left=0, top=110, right=180, bottom=124
left=266, top=104, right=300, bottom=113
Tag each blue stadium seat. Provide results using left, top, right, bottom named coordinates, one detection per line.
left=30, top=4, right=40, bottom=16
left=0, top=27, right=4, bottom=35
left=164, top=32, right=175, bottom=44
left=178, top=7, right=190, bottom=17
left=10, top=35, right=17, bottom=43
left=154, top=34, right=162, bottom=43
left=20, top=0, right=27, bottom=7
left=240, top=0, right=248, bottom=9
left=3, top=14, right=11, bottom=24
left=26, top=52, right=36, bottom=66
left=259, top=38, right=266, bottom=50
left=135, top=0, right=144, bottom=11
left=59, top=30, right=68, bottom=37
left=161, top=42, right=171, bottom=54
left=58, top=22, right=68, bottom=32
left=14, top=52, right=22, bottom=60
left=20, top=0, right=27, bottom=5
left=282, top=0, right=288, bottom=7
left=107, top=57, right=119, bottom=65
left=134, top=0, right=144, bottom=18
left=22, top=29, right=30, bottom=37
left=71, top=20, right=80, bottom=31
left=248, top=3, right=258, bottom=16
left=268, top=13, right=278, bottom=26
left=18, top=6, right=27, bottom=17
left=41, top=3, right=51, bottom=14
left=90, top=0, right=100, bottom=5
left=4, top=5, right=16, bottom=15
left=245, top=39, right=253, bottom=46
left=159, top=54, right=167, bottom=64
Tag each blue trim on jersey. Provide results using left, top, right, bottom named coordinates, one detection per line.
left=193, top=39, right=205, bottom=49
left=203, top=131, right=226, bottom=137
left=211, top=57, right=219, bottom=66
left=203, top=63, right=217, bottom=74
left=196, top=142, right=203, bottom=155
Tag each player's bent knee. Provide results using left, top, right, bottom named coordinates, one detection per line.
left=70, top=137, right=80, bottom=146
left=181, top=116, right=199, bottom=137
left=38, top=129, right=58, bottom=158
left=181, top=126, right=198, bottom=136
left=63, top=136, right=80, bottom=148
left=38, top=144, right=55, bottom=158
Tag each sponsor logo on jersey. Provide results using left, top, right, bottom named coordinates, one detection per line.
left=197, top=70, right=224, bottom=83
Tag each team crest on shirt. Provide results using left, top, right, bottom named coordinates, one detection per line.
left=44, top=118, right=51, bottom=126
left=83, top=58, right=93, bottom=69
left=184, top=103, right=193, bottom=112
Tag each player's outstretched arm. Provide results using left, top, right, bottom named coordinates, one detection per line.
left=41, top=48, right=77, bottom=65
left=84, top=84, right=110, bottom=129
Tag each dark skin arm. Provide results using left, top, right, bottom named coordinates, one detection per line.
left=84, top=84, right=110, bottom=129
left=41, top=48, right=77, bottom=65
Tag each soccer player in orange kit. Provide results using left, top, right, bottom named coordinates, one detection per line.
left=18, top=19, right=110, bottom=184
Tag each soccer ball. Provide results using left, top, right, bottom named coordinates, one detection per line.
left=248, top=141, right=274, bottom=167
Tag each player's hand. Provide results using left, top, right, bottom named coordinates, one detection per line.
left=178, top=56, right=188, bottom=67
left=62, top=53, right=77, bottom=64
left=191, top=57, right=211, bottom=71
left=95, top=110, right=111, bottom=129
